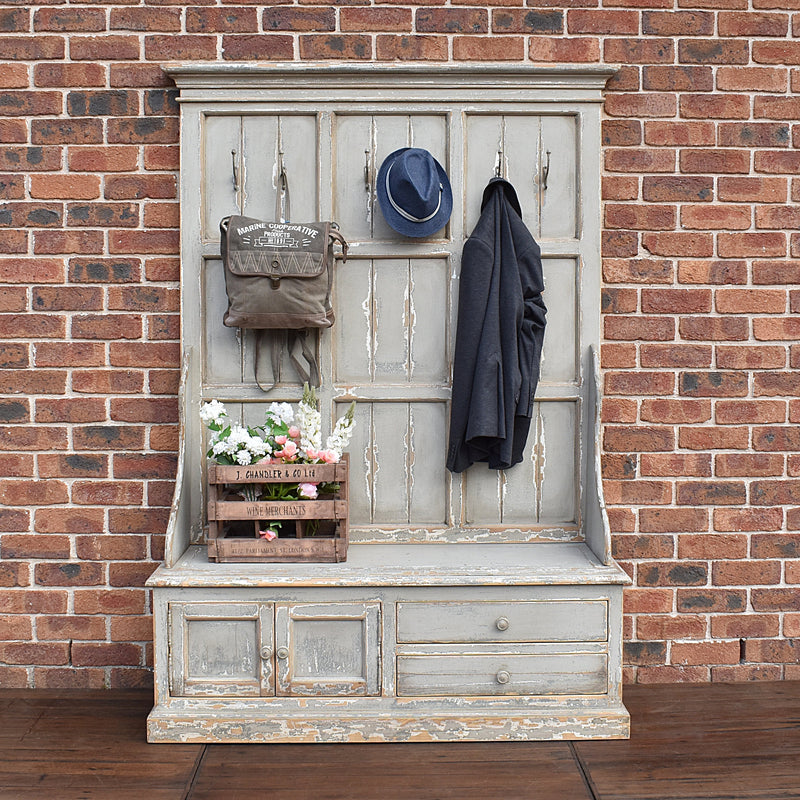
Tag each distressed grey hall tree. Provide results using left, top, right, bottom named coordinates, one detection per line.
left=146, top=63, right=631, bottom=742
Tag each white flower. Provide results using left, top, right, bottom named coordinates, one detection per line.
left=298, top=482, right=318, bottom=499
left=267, top=402, right=294, bottom=426
left=235, top=449, right=252, bottom=465
left=212, top=441, right=229, bottom=456
left=325, top=402, right=356, bottom=458
left=247, top=436, right=269, bottom=457
left=297, top=400, right=322, bottom=452
left=200, top=400, right=228, bottom=425
left=227, top=424, right=250, bottom=447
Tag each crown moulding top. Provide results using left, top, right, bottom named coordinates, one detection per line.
left=164, top=62, right=618, bottom=99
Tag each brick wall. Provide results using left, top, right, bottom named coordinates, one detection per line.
left=1, top=2, right=799, bottom=687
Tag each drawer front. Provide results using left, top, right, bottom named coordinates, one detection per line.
left=396, top=601, right=608, bottom=644
left=397, top=653, right=608, bottom=697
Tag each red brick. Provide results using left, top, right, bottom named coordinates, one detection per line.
left=76, top=535, right=147, bottom=561
left=643, top=66, right=712, bottom=92
left=713, top=560, right=781, bottom=586
left=680, top=317, right=748, bottom=341
left=756, top=151, right=800, bottom=173
left=70, top=314, right=142, bottom=340
left=109, top=230, right=179, bottom=255
left=604, top=316, right=675, bottom=341
left=73, top=589, right=146, bottom=615
left=34, top=562, right=104, bottom=587
left=680, top=204, right=751, bottom=230
left=35, top=398, right=105, bottom=423
left=72, top=642, right=142, bottom=667
left=0, top=36, right=65, bottom=61
left=679, top=371, right=748, bottom=396
left=0, top=369, right=66, bottom=395
left=681, top=94, right=750, bottom=120
left=72, top=370, right=144, bottom=395
left=603, top=120, right=642, bottom=148
left=677, top=589, right=746, bottom=613
left=605, top=148, right=676, bottom=173
left=679, top=39, right=749, bottom=64
left=69, top=481, right=143, bottom=506
left=680, top=149, right=751, bottom=174
left=716, top=347, right=786, bottom=371
left=186, top=7, right=258, bottom=32
left=602, top=398, right=638, bottom=424
left=0, top=589, right=67, bottom=614
left=720, top=123, right=791, bottom=151
left=37, top=615, right=106, bottom=641
left=376, top=35, right=448, bottom=60
left=679, top=533, right=747, bottom=559
left=754, top=318, right=800, bottom=341
left=0, top=615, right=32, bottom=640
left=640, top=453, right=712, bottom=477
left=298, top=34, right=372, bottom=60
left=0, top=642, right=68, bottom=665
left=753, top=589, right=800, bottom=611
left=639, top=508, right=709, bottom=532
left=110, top=7, right=182, bottom=32
left=529, top=36, right=600, bottom=62
left=603, top=453, right=637, bottom=480
left=68, top=146, right=137, bottom=173
left=744, top=639, right=800, bottom=663
left=678, top=260, right=747, bottom=284
left=604, top=426, right=675, bottom=453
left=751, top=480, right=800, bottom=505
left=108, top=508, right=169, bottom=535
left=605, top=480, right=672, bottom=505
left=719, top=10, right=789, bottom=36
left=672, top=640, right=740, bottom=666
left=719, top=232, right=786, bottom=258
left=677, top=481, right=747, bottom=505
left=34, top=508, right=104, bottom=534
left=639, top=561, right=708, bottom=586
left=641, top=344, right=711, bottom=368
left=640, top=399, right=710, bottom=424
left=716, top=452, right=784, bottom=477
left=105, top=175, right=177, bottom=200
left=717, top=66, right=788, bottom=92
left=605, top=93, right=677, bottom=118
left=34, top=342, right=105, bottom=368
left=34, top=231, right=104, bottom=256
left=718, top=176, right=787, bottom=202
left=110, top=562, right=156, bottom=587
left=67, top=203, right=140, bottom=228
left=609, top=508, right=636, bottom=533
left=642, top=233, right=713, bottom=258
left=756, top=205, right=800, bottom=230
left=144, top=35, right=216, bottom=61
left=711, top=614, right=780, bottom=637
left=568, top=9, right=638, bottom=32
left=637, top=614, right=707, bottom=640
left=453, top=36, right=524, bottom=60
left=623, top=588, right=674, bottom=615
left=605, top=203, right=675, bottom=230
left=713, top=665, right=783, bottom=681
left=679, top=426, right=748, bottom=450
left=38, top=454, right=108, bottom=479
left=604, top=371, right=675, bottom=395
left=0, top=480, right=67, bottom=506
left=642, top=176, right=713, bottom=203
left=752, top=533, right=800, bottom=559
left=754, top=373, right=800, bottom=397
left=753, top=426, right=800, bottom=452
left=623, top=641, right=667, bottom=666
left=603, top=259, right=674, bottom=284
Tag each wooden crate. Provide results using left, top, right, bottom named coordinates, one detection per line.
left=206, top=455, right=348, bottom=563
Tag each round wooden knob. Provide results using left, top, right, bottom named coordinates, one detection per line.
left=276, top=647, right=289, bottom=659
left=495, top=617, right=510, bottom=631
left=496, top=670, right=511, bottom=685
left=259, top=646, right=273, bottom=660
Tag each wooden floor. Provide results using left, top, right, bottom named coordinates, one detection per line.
left=2, top=682, right=799, bottom=799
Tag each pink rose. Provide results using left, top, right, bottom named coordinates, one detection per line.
left=288, top=426, right=300, bottom=439
left=277, top=441, right=298, bottom=460
left=305, top=447, right=321, bottom=462
left=259, top=528, right=278, bottom=541
left=275, top=435, right=287, bottom=446
left=321, top=449, right=340, bottom=464
left=256, top=456, right=272, bottom=465
left=298, top=482, right=318, bottom=499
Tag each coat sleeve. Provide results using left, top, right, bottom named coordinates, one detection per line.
left=515, top=238, right=547, bottom=418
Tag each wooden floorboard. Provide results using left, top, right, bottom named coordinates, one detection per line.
left=1, top=683, right=799, bottom=799
left=575, top=682, right=800, bottom=800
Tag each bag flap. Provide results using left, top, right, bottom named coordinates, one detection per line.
left=223, top=216, right=329, bottom=278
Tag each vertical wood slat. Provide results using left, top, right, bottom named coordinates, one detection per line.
left=540, top=115, right=578, bottom=240
left=539, top=257, right=579, bottom=386
left=202, top=115, right=241, bottom=241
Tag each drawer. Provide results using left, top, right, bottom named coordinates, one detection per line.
left=396, top=653, right=608, bottom=697
left=396, top=601, right=608, bottom=644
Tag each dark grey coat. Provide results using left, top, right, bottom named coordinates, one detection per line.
left=446, top=178, right=547, bottom=473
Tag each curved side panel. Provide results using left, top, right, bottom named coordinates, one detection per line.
left=584, top=346, right=612, bottom=565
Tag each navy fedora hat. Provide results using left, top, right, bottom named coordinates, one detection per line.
left=376, top=148, right=452, bottom=238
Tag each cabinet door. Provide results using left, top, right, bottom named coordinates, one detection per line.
left=275, top=602, right=381, bottom=696
left=168, top=602, right=274, bottom=697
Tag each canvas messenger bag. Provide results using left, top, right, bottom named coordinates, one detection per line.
left=219, top=180, right=348, bottom=389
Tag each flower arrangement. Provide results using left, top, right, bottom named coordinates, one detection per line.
left=200, top=385, right=355, bottom=540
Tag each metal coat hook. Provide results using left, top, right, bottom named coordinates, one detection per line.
left=364, top=149, right=371, bottom=191
left=278, top=150, right=287, bottom=190
left=231, top=150, right=239, bottom=191
left=542, top=150, right=551, bottom=191
left=494, top=150, right=503, bottom=178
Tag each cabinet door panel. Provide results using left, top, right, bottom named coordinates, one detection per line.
left=334, top=113, right=448, bottom=241
left=539, top=258, right=578, bottom=385
left=275, top=602, right=381, bottom=696
left=169, top=602, right=274, bottom=697
left=202, top=115, right=240, bottom=241
left=540, top=115, right=578, bottom=240
left=346, top=401, right=447, bottom=526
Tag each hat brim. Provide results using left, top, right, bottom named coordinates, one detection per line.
left=376, top=148, right=453, bottom=238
